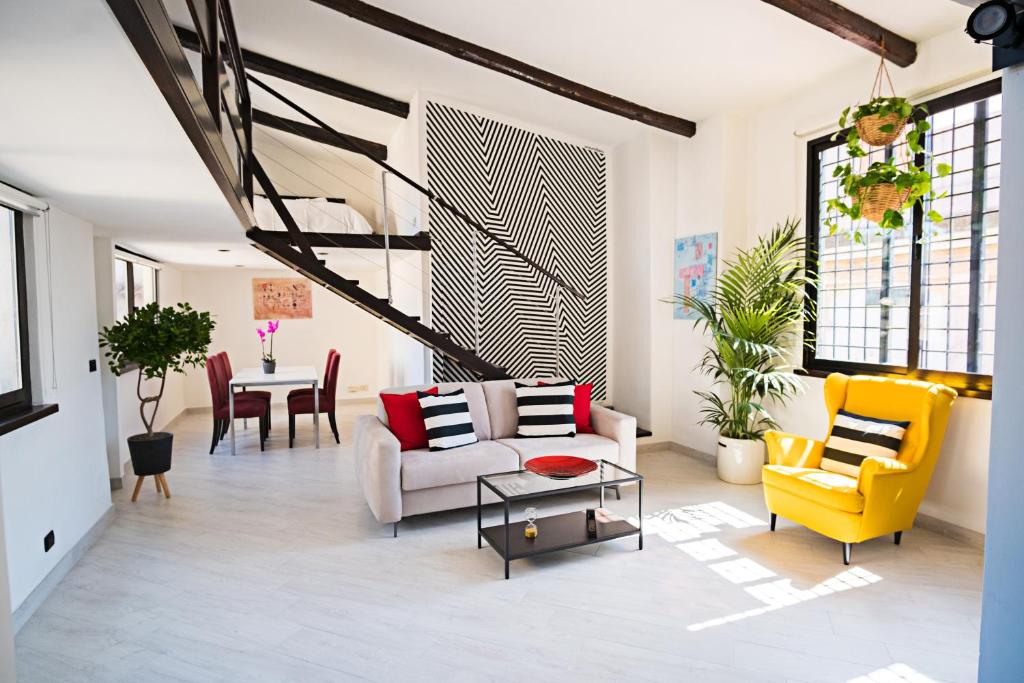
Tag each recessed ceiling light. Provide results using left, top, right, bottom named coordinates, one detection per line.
left=218, top=248, right=230, bottom=252
left=318, top=252, right=329, bottom=256
left=235, top=264, right=244, bottom=268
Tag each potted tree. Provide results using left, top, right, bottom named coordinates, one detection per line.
left=675, top=220, right=813, bottom=484
left=99, top=302, right=215, bottom=480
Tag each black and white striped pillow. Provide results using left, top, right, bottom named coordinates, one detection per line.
left=515, top=381, right=576, bottom=438
left=417, top=389, right=478, bottom=451
left=821, top=409, right=910, bottom=478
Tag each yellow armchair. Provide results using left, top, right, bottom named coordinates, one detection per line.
left=763, top=373, right=957, bottom=564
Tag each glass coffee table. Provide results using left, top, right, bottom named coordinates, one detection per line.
left=477, top=460, right=643, bottom=579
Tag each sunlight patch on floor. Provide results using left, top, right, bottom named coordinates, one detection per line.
left=640, top=502, right=767, bottom=542
left=847, top=663, right=939, bottom=682
left=689, top=567, right=883, bottom=631
left=708, top=557, right=777, bottom=584
left=676, top=538, right=737, bottom=561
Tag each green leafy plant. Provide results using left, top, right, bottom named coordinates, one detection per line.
left=670, top=220, right=814, bottom=440
left=825, top=97, right=951, bottom=237
left=99, top=302, right=215, bottom=437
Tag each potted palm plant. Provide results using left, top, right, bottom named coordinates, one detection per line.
left=99, top=302, right=215, bottom=478
left=674, top=219, right=814, bottom=484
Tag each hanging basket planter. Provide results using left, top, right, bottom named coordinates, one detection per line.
left=854, top=111, right=907, bottom=147
left=824, top=43, right=951, bottom=238
left=856, top=184, right=911, bottom=223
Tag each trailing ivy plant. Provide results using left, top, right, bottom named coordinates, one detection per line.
left=824, top=97, right=951, bottom=238
left=99, top=302, right=215, bottom=437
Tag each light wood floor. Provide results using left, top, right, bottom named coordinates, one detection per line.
left=15, top=405, right=983, bottom=682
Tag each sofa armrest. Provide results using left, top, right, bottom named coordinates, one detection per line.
left=591, top=405, right=637, bottom=473
left=764, top=430, right=825, bottom=469
left=352, top=415, right=402, bottom=524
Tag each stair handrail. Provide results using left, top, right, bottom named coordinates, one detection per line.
left=246, top=74, right=584, bottom=301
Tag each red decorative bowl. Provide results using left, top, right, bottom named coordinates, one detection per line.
left=524, top=455, right=597, bottom=479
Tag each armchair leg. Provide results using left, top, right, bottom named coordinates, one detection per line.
left=894, top=531, right=903, bottom=546
left=842, top=542, right=852, bottom=566
left=770, top=513, right=777, bottom=531
left=393, top=522, right=398, bottom=538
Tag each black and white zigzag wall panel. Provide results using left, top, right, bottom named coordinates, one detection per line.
left=425, top=101, right=608, bottom=399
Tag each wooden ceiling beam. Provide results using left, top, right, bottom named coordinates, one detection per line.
left=761, top=0, right=917, bottom=67
left=309, top=0, right=697, bottom=137
left=174, top=26, right=409, bottom=118
left=253, top=108, right=388, bottom=160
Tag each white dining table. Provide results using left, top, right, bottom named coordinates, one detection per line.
left=229, top=366, right=319, bottom=455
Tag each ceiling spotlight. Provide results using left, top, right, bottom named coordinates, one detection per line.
left=218, top=248, right=230, bottom=252
left=967, top=0, right=1024, bottom=47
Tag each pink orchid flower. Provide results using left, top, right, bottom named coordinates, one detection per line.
left=256, top=327, right=266, bottom=341
left=267, top=320, right=280, bottom=334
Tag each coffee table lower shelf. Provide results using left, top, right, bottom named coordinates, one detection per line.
left=479, top=510, right=640, bottom=577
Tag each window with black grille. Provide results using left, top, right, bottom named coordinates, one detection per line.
left=805, top=80, right=1001, bottom=398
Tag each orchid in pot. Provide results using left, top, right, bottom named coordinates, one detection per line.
left=258, top=320, right=280, bottom=373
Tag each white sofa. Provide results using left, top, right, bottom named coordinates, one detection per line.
left=353, top=379, right=637, bottom=533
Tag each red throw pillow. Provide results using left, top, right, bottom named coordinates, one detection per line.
left=537, top=381, right=594, bottom=434
left=573, top=383, right=594, bottom=434
left=380, top=387, right=438, bottom=451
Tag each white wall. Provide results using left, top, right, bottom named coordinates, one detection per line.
left=179, top=266, right=396, bottom=406
left=609, top=129, right=677, bottom=435
left=0, top=207, right=111, bottom=611
left=670, top=114, right=753, bottom=455
left=663, top=27, right=996, bottom=533
left=610, top=133, right=652, bottom=427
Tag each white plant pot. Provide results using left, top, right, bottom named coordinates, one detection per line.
left=717, top=436, right=765, bottom=485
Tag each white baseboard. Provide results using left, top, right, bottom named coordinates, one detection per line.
left=12, top=504, right=116, bottom=633
left=914, top=513, right=985, bottom=549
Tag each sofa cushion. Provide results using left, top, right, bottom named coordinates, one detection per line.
left=515, top=381, right=576, bottom=437
left=482, top=378, right=569, bottom=439
left=497, top=433, right=619, bottom=466
left=539, top=381, right=594, bottom=434
left=418, top=388, right=478, bottom=451
left=379, top=382, right=491, bottom=442
left=762, top=465, right=865, bottom=514
left=400, top=440, right=519, bottom=492
left=380, top=387, right=437, bottom=451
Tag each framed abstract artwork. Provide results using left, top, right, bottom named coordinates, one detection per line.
left=673, top=233, right=717, bottom=320
left=252, top=278, right=313, bottom=319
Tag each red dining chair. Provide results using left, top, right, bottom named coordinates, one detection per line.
left=219, top=352, right=272, bottom=435
left=287, top=349, right=337, bottom=402
left=287, top=351, right=341, bottom=447
left=207, top=355, right=267, bottom=454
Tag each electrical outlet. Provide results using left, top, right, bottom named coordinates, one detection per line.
left=88, top=359, right=97, bottom=372
left=43, top=530, right=54, bottom=552
left=347, top=384, right=369, bottom=393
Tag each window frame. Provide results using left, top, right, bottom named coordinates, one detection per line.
left=803, top=79, right=1002, bottom=400
left=0, top=209, right=33, bottom=417
left=115, top=248, right=160, bottom=317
